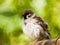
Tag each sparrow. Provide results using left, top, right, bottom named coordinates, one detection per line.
left=22, top=10, right=50, bottom=42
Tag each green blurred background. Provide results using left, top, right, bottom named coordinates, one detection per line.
left=0, top=0, right=60, bottom=45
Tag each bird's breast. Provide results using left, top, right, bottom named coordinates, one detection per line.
left=22, top=19, right=43, bottom=39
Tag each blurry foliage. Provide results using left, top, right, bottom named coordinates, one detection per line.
left=0, top=0, right=60, bottom=45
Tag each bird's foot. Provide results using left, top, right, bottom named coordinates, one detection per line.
left=28, top=39, right=39, bottom=45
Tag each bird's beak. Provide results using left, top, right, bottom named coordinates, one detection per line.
left=22, top=14, right=24, bottom=17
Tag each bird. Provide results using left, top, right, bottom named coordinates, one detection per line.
left=22, top=9, right=50, bottom=43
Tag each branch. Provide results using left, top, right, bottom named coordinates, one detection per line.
left=29, top=37, right=60, bottom=45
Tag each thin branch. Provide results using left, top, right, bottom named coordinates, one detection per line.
left=29, top=37, right=60, bottom=45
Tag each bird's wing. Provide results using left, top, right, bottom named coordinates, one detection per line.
left=34, top=16, right=49, bottom=32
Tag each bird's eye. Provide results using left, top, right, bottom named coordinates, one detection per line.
left=27, top=14, right=31, bottom=18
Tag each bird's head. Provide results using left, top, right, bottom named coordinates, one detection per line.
left=22, top=10, right=35, bottom=19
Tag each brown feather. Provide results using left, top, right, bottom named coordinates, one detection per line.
left=33, top=16, right=50, bottom=39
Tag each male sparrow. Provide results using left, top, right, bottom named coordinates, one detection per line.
left=22, top=10, right=50, bottom=41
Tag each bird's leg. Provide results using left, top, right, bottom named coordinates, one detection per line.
left=29, top=39, right=39, bottom=45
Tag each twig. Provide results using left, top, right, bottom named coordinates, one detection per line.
left=29, top=37, right=60, bottom=45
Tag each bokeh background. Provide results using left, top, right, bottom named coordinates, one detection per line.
left=0, top=0, right=60, bottom=45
